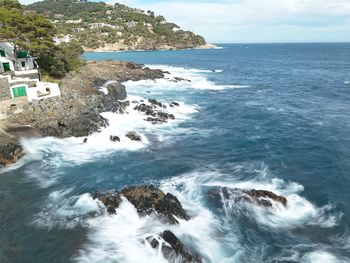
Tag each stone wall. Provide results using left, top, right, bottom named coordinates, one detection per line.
left=0, top=77, right=11, bottom=101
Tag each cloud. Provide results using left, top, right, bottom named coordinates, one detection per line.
left=127, top=0, right=350, bottom=42
left=19, top=0, right=350, bottom=43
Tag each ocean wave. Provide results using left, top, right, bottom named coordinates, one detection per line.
left=344, top=81, right=350, bottom=85
left=33, top=189, right=104, bottom=229
left=14, top=96, right=197, bottom=174
left=123, top=65, right=249, bottom=91
left=174, top=168, right=340, bottom=229
left=303, top=250, right=348, bottom=263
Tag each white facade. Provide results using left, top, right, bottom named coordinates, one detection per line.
left=26, top=82, right=61, bottom=102
left=15, top=57, right=36, bottom=71
left=0, top=57, right=15, bottom=73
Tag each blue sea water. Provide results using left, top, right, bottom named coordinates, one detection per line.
left=1, top=43, right=350, bottom=262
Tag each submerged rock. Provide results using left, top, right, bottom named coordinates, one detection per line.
left=94, top=185, right=190, bottom=224
left=146, top=230, right=202, bottom=263
left=208, top=187, right=287, bottom=208
left=125, top=131, right=142, bottom=141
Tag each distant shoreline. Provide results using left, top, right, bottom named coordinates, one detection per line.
left=84, top=43, right=218, bottom=53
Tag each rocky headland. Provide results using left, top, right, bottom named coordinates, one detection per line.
left=0, top=60, right=177, bottom=168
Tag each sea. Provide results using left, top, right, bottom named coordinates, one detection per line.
left=1, top=43, right=350, bottom=263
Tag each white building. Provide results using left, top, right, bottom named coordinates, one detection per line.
left=0, top=42, right=61, bottom=103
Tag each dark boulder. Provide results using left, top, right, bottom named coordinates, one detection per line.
left=208, top=187, right=287, bottom=208
left=246, top=189, right=287, bottom=207
left=125, top=131, right=142, bottom=141
left=134, top=103, right=154, bottom=113
left=110, top=135, right=120, bottom=142
left=146, top=231, right=202, bottom=263
left=105, top=82, right=127, bottom=101
left=170, top=102, right=180, bottom=107
left=148, top=99, right=166, bottom=109
left=94, top=185, right=190, bottom=224
left=0, top=143, right=24, bottom=168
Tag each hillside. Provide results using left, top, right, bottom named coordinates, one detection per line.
left=25, top=0, right=209, bottom=51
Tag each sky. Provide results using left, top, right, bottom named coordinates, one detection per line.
left=20, top=0, right=350, bottom=43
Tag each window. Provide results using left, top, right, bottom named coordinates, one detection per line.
left=21, top=61, right=26, bottom=68
left=0, top=50, right=5, bottom=57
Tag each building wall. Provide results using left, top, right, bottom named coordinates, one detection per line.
left=15, top=58, right=36, bottom=71
left=0, top=60, right=15, bottom=73
left=0, top=76, right=11, bottom=101
left=26, top=82, right=61, bottom=102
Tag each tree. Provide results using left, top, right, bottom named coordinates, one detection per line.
left=0, top=0, right=83, bottom=78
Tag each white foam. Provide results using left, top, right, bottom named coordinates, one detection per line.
left=75, top=197, right=171, bottom=263
left=14, top=97, right=197, bottom=173
left=304, top=250, right=346, bottom=263
left=33, top=190, right=104, bottom=229
left=123, top=65, right=249, bottom=91
left=165, top=167, right=341, bottom=230
left=344, top=81, right=350, bottom=85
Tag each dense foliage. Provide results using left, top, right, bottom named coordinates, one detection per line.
left=26, top=0, right=206, bottom=50
left=0, top=0, right=83, bottom=78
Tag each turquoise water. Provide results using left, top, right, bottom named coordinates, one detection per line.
left=1, top=44, right=350, bottom=262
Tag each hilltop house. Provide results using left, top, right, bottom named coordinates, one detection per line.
left=0, top=42, right=61, bottom=102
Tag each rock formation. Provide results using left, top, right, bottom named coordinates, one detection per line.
left=208, top=187, right=287, bottom=208
left=94, top=185, right=190, bottom=224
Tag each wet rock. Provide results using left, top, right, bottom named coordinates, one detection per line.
left=170, top=102, right=180, bottom=107
left=148, top=99, right=166, bottom=109
left=208, top=187, right=287, bottom=208
left=110, top=135, right=120, bottom=142
left=95, top=185, right=190, bottom=224
left=0, top=143, right=24, bottom=168
left=246, top=189, right=287, bottom=207
left=144, top=117, right=167, bottom=124
left=134, top=103, right=153, bottom=113
left=172, top=77, right=191, bottom=83
left=93, top=192, right=122, bottom=214
left=83, top=138, right=88, bottom=143
left=105, top=82, right=127, bottom=101
left=125, top=131, right=142, bottom=141
left=146, top=231, right=202, bottom=263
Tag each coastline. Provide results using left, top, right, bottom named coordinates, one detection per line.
left=83, top=43, right=218, bottom=53
left=0, top=60, right=175, bottom=168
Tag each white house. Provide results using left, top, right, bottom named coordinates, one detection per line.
left=0, top=43, right=15, bottom=74
left=0, top=42, right=61, bottom=103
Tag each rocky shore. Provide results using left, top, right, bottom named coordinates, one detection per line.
left=85, top=43, right=218, bottom=53
left=94, top=185, right=288, bottom=263
left=0, top=61, right=167, bottom=167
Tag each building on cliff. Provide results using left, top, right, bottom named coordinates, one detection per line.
left=0, top=42, right=61, bottom=103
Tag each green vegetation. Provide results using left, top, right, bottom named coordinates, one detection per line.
left=0, top=0, right=83, bottom=78
left=25, top=0, right=206, bottom=50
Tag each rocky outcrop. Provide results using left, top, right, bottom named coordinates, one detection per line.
left=208, top=187, right=287, bottom=208
left=0, top=143, right=24, bottom=168
left=133, top=99, right=176, bottom=125
left=94, top=185, right=190, bottom=224
left=146, top=230, right=202, bottom=263
left=0, top=125, right=42, bottom=168
left=9, top=61, right=165, bottom=138
left=125, top=131, right=142, bottom=141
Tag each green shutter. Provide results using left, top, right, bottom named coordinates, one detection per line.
left=0, top=50, right=5, bottom=57
left=3, top=62, right=11, bottom=72
left=21, top=61, right=26, bottom=67
left=12, top=86, right=27, bottom=97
